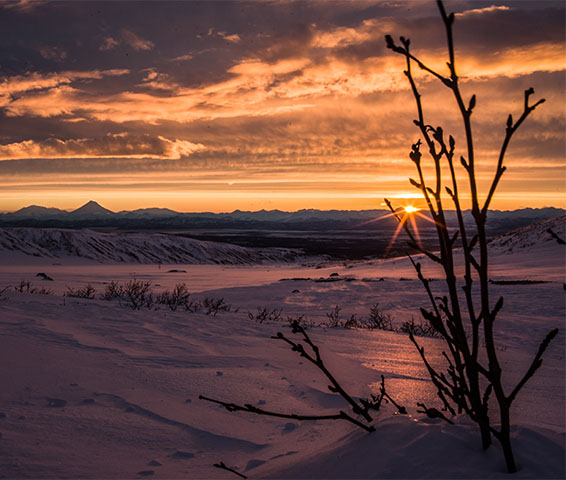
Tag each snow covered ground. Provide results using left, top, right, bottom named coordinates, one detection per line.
left=0, top=227, right=307, bottom=265
left=0, top=217, right=564, bottom=478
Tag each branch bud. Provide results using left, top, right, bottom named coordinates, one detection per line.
left=449, top=135, right=455, bottom=151
left=492, top=296, right=504, bottom=319
left=410, top=178, right=422, bottom=189
left=468, top=94, right=476, bottom=113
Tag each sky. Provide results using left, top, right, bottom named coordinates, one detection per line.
left=0, top=0, right=564, bottom=213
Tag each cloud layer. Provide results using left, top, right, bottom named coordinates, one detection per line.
left=0, top=0, right=563, bottom=211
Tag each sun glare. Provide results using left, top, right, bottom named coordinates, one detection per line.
left=404, top=206, right=420, bottom=213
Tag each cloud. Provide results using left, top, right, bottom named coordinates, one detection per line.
left=218, top=32, right=240, bottom=44
left=120, top=29, right=154, bottom=51
left=311, top=19, right=384, bottom=49
left=1, top=0, right=44, bottom=12
left=3, top=34, right=562, bottom=126
left=0, top=69, right=129, bottom=99
left=0, top=133, right=205, bottom=160
left=38, top=45, right=67, bottom=61
left=99, top=37, right=119, bottom=51
left=171, top=53, right=193, bottom=62
left=455, top=5, right=511, bottom=18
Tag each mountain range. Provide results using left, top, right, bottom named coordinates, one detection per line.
left=1, top=201, right=563, bottom=236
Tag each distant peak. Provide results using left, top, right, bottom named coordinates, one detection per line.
left=70, top=200, right=115, bottom=216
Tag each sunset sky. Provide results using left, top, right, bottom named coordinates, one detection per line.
left=1, top=0, right=564, bottom=213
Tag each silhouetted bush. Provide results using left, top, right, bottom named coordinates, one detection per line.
left=323, top=304, right=342, bottom=327
left=202, top=296, right=231, bottom=316
left=398, top=316, right=439, bottom=338
left=386, top=1, right=556, bottom=472
left=248, top=306, right=283, bottom=323
left=100, top=281, right=124, bottom=300
left=13, top=280, right=53, bottom=295
left=122, top=279, right=154, bottom=310
left=366, top=303, right=394, bottom=331
left=66, top=284, right=96, bottom=299
left=156, top=283, right=198, bottom=311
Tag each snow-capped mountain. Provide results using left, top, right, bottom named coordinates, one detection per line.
left=0, top=228, right=308, bottom=264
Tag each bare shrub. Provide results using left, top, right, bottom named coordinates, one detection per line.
left=248, top=307, right=283, bottom=323
left=366, top=303, right=394, bottom=331
left=343, top=314, right=359, bottom=329
left=66, top=284, right=96, bottom=299
left=122, top=279, right=154, bottom=310
left=100, top=281, right=124, bottom=301
left=286, top=314, right=314, bottom=329
left=386, top=1, right=557, bottom=471
left=202, top=296, right=231, bottom=316
left=0, top=286, right=8, bottom=301
left=13, top=280, right=53, bottom=295
left=156, top=283, right=196, bottom=311
left=398, top=316, right=439, bottom=338
left=323, top=305, right=342, bottom=327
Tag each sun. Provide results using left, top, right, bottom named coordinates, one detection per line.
left=404, top=206, right=420, bottom=213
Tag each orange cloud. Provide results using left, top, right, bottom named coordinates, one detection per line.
left=0, top=133, right=204, bottom=160
left=455, top=5, right=510, bottom=17
left=0, top=69, right=129, bottom=98
left=99, top=37, right=119, bottom=51
left=120, top=29, right=154, bottom=51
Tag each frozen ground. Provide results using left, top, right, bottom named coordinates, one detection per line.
left=0, top=217, right=564, bottom=478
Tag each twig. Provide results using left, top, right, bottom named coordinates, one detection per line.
left=380, top=375, right=407, bottom=414
left=213, top=461, right=247, bottom=479
left=271, top=321, right=373, bottom=422
left=507, top=328, right=559, bottom=404
left=199, top=395, right=375, bottom=432
left=417, top=402, right=454, bottom=424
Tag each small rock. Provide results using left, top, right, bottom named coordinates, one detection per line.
left=292, top=289, right=300, bottom=293
left=17, top=416, right=25, bottom=420
left=147, top=460, right=162, bottom=467
left=36, top=272, right=54, bottom=281
left=257, top=400, right=266, bottom=406
left=215, top=371, right=223, bottom=376
left=81, top=398, right=95, bottom=405
left=0, top=412, right=6, bottom=419
left=184, top=398, right=192, bottom=403
left=70, top=383, right=79, bottom=387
